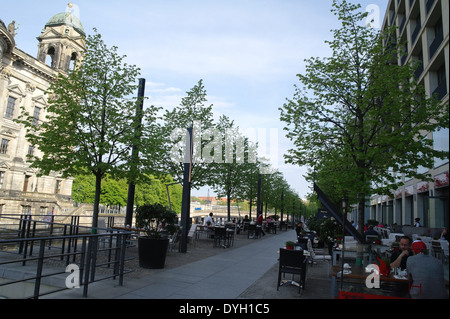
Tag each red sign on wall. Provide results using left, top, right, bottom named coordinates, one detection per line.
left=434, top=172, right=449, bottom=188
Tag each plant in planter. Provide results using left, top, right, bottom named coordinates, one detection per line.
left=135, top=203, right=178, bottom=269
left=308, top=217, right=343, bottom=254
left=286, top=241, right=295, bottom=250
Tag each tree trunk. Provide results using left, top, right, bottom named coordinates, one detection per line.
left=264, top=202, right=268, bottom=219
left=249, top=192, right=253, bottom=220
left=227, top=189, right=231, bottom=221
left=358, top=195, right=365, bottom=236
left=92, top=172, right=102, bottom=232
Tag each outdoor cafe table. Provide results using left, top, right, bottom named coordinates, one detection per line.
left=199, top=225, right=235, bottom=245
left=331, top=265, right=410, bottom=298
left=332, top=245, right=391, bottom=266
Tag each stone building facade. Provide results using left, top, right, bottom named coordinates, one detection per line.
left=0, top=10, right=86, bottom=217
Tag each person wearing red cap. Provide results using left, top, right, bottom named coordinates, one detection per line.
left=411, top=240, right=427, bottom=254
left=406, top=240, right=448, bottom=299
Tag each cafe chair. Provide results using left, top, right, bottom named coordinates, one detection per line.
left=248, top=224, right=260, bottom=239
left=307, top=239, right=331, bottom=276
left=277, top=248, right=306, bottom=294
left=431, top=241, right=444, bottom=261
left=214, top=227, right=228, bottom=248
left=225, top=225, right=235, bottom=247
left=297, top=238, right=308, bottom=250
left=187, top=224, right=198, bottom=247
left=168, top=228, right=182, bottom=252
left=267, top=222, right=277, bottom=234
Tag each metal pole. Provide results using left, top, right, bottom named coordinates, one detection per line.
left=292, top=200, right=296, bottom=228
left=165, top=182, right=178, bottom=212
left=340, top=195, right=348, bottom=292
left=125, top=78, right=146, bottom=227
left=179, top=127, right=193, bottom=253
left=340, top=209, right=346, bottom=292
left=256, top=174, right=262, bottom=216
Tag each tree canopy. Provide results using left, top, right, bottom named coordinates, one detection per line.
left=279, top=0, right=449, bottom=232
left=18, top=30, right=163, bottom=228
left=18, top=29, right=310, bottom=226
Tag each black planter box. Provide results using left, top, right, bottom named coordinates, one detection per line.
left=138, top=237, right=169, bottom=269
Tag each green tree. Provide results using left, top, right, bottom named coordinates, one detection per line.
left=279, top=1, right=448, bottom=233
left=72, top=174, right=183, bottom=214
left=72, top=173, right=95, bottom=204
left=234, top=141, right=260, bottom=219
left=135, top=174, right=165, bottom=206
left=162, top=79, right=216, bottom=190
left=18, top=30, right=162, bottom=229
left=101, top=177, right=128, bottom=208
left=209, top=115, right=259, bottom=220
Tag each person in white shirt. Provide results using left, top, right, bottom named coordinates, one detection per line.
left=204, top=212, right=214, bottom=226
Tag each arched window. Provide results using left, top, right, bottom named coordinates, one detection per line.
left=45, top=46, right=55, bottom=68
left=69, top=52, right=78, bottom=71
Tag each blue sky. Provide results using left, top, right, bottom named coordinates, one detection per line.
left=2, top=0, right=389, bottom=199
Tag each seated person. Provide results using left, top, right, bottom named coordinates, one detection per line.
left=204, top=212, right=215, bottom=226
left=295, top=222, right=304, bottom=237
left=364, top=225, right=378, bottom=243
left=364, top=225, right=378, bottom=236
left=390, top=236, right=413, bottom=270
left=440, top=227, right=448, bottom=242
left=407, top=240, right=448, bottom=299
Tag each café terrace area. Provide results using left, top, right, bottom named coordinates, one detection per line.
left=0, top=206, right=448, bottom=299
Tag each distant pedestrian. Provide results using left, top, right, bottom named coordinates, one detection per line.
left=414, top=218, right=421, bottom=227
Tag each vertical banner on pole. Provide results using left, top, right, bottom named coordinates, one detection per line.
left=179, top=127, right=193, bottom=253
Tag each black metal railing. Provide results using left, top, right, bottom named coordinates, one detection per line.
left=0, top=215, right=133, bottom=299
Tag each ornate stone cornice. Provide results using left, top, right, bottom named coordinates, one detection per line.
left=11, top=48, right=57, bottom=81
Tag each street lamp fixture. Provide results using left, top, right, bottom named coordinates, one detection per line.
left=342, top=194, right=348, bottom=212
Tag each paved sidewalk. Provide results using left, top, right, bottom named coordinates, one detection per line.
left=44, top=229, right=297, bottom=299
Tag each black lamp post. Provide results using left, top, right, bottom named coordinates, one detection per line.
left=179, top=127, right=193, bottom=253
left=125, top=78, right=145, bottom=228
